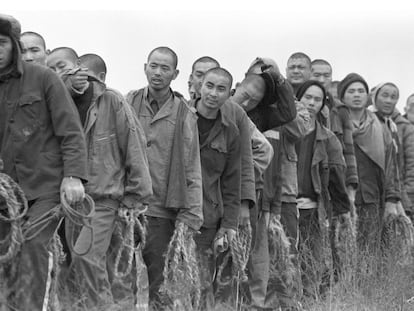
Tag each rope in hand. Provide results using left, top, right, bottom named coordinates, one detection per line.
left=215, top=222, right=252, bottom=288
left=160, top=221, right=201, bottom=311
left=0, top=173, right=28, bottom=264
left=267, top=214, right=296, bottom=287
left=381, top=213, right=414, bottom=265
left=113, top=204, right=147, bottom=279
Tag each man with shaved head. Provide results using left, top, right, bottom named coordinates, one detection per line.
left=189, top=56, right=220, bottom=99
left=52, top=48, right=152, bottom=308
left=286, top=52, right=312, bottom=93
left=47, top=47, right=89, bottom=96
left=127, top=46, right=203, bottom=309
left=79, top=53, right=107, bottom=83
left=21, top=31, right=48, bottom=66
left=190, top=67, right=242, bottom=308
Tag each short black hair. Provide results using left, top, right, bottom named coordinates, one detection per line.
left=79, top=53, right=107, bottom=75
left=49, top=46, right=78, bottom=63
left=203, top=67, right=233, bottom=89
left=21, top=31, right=46, bottom=49
left=311, top=59, right=332, bottom=71
left=191, top=56, right=220, bottom=73
left=287, top=52, right=311, bottom=67
left=147, top=46, right=178, bottom=69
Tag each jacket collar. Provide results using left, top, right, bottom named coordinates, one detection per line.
left=191, top=97, right=232, bottom=128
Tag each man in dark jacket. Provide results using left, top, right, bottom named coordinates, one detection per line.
left=0, top=14, right=88, bottom=310
left=48, top=48, right=153, bottom=308
left=190, top=67, right=242, bottom=309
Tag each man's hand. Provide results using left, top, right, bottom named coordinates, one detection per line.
left=239, top=200, right=250, bottom=225
left=261, top=210, right=272, bottom=228
left=60, top=176, right=85, bottom=205
left=346, top=186, right=356, bottom=204
left=69, top=68, right=89, bottom=93
left=384, top=201, right=398, bottom=220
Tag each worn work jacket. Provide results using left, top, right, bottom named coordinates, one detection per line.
left=262, top=105, right=311, bottom=214
left=192, top=99, right=241, bottom=230
left=127, top=87, right=203, bottom=230
left=0, top=61, right=87, bottom=201
left=83, top=81, right=152, bottom=208
left=221, top=100, right=256, bottom=206
left=392, top=110, right=414, bottom=212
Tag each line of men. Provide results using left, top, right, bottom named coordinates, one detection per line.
left=1, top=14, right=414, bottom=311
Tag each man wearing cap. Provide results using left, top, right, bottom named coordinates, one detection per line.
left=404, top=94, right=414, bottom=125
left=339, top=73, right=400, bottom=254
left=0, top=14, right=87, bottom=310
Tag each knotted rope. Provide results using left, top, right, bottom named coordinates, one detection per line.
left=267, top=215, right=296, bottom=287
left=333, top=211, right=358, bottom=277
left=381, top=213, right=414, bottom=265
left=0, top=173, right=28, bottom=265
left=160, top=221, right=201, bottom=311
left=113, top=205, right=147, bottom=279
left=215, top=223, right=252, bottom=288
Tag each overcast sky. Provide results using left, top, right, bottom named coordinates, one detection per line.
left=4, top=0, right=414, bottom=111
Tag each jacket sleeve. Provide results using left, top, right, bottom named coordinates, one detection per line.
left=402, top=122, right=414, bottom=210
left=261, top=132, right=282, bottom=215
left=264, top=78, right=297, bottom=129
left=220, top=133, right=242, bottom=230
left=176, top=111, right=204, bottom=231
left=283, top=101, right=311, bottom=143
left=44, top=69, right=88, bottom=181
left=384, top=127, right=401, bottom=203
left=249, top=119, right=273, bottom=190
left=239, top=110, right=257, bottom=207
left=113, top=95, right=153, bottom=208
left=331, top=106, right=359, bottom=188
left=326, top=135, right=350, bottom=216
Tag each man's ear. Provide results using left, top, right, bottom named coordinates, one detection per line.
left=98, top=72, right=106, bottom=83
left=172, top=69, right=179, bottom=81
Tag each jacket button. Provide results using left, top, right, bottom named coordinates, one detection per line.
left=147, top=141, right=151, bottom=147
left=9, top=119, right=14, bottom=123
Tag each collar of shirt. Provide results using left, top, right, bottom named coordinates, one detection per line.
left=147, top=88, right=172, bottom=111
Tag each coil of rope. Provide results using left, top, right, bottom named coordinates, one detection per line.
left=113, top=204, right=148, bottom=279
left=160, top=221, right=201, bottom=311
left=0, top=173, right=28, bottom=265
left=267, top=214, right=296, bottom=287
left=381, top=212, right=414, bottom=265
left=215, top=222, right=252, bottom=288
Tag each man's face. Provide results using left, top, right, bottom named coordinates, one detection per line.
left=310, top=64, right=332, bottom=89
left=191, top=61, right=218, bottom=96
left=231, top=79, right=265, bottom=112
left=286, top=58, right=311, bottom=86
left=0, top=34, right=13, bottom=71
left=47, top=50, right=77, bottom=75
left=328, top=83, right=339, bottom=101
left=145, top=51, right=178, bottom=92
left=300, top=85, right=324, bottom=118
left=342, top=82, right=368, bottom=110
left=200, top=72, right=231, bottom=112
left=375, top=84, right=399, bottom=116
left=21, top=34, right=47, bottom=66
